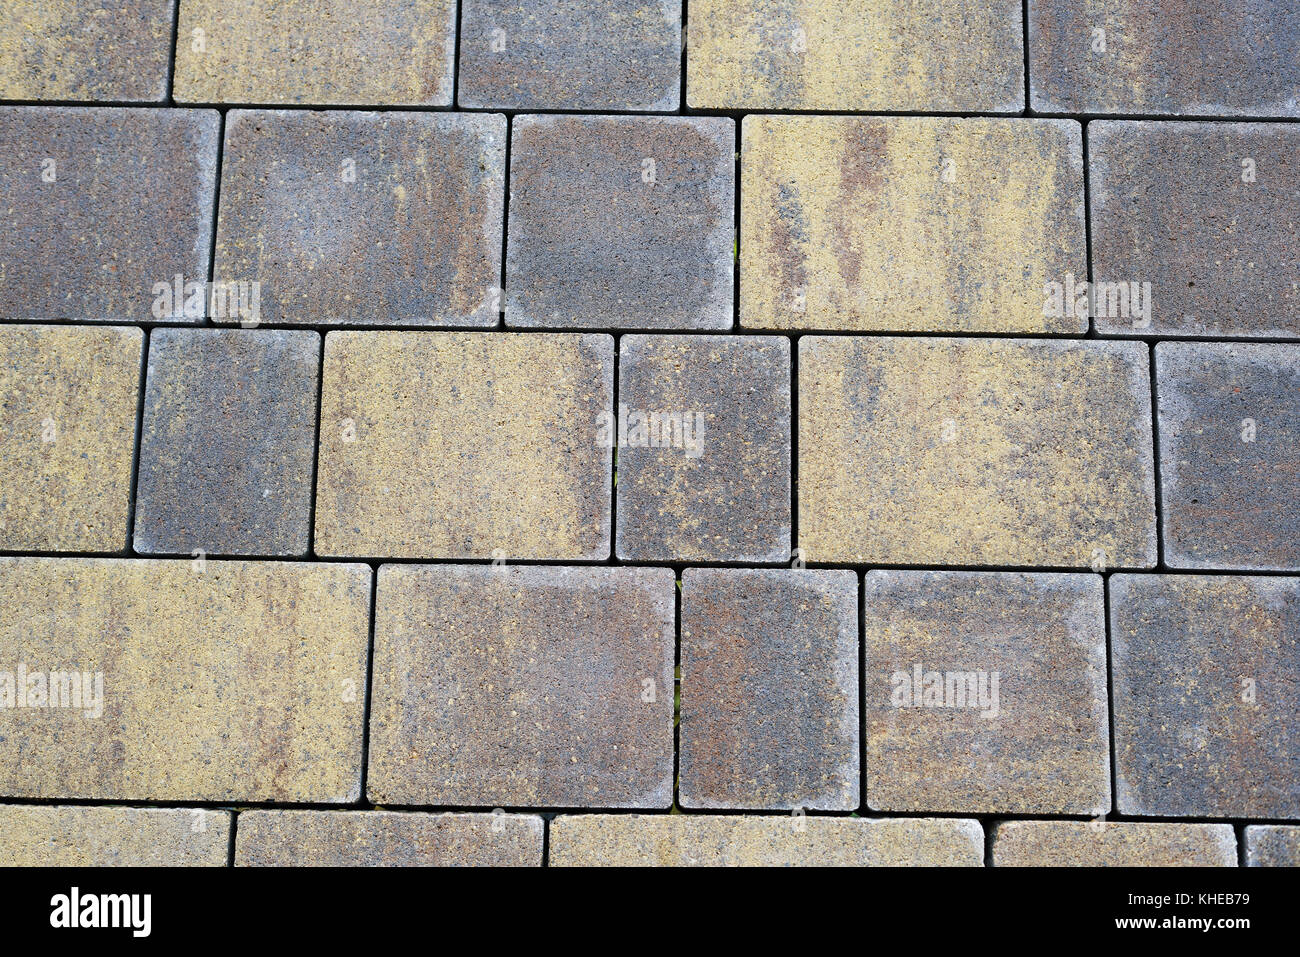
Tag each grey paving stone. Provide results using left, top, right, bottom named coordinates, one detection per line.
left=993, top=821, right=1237, bottom=867
left=506, top=114, right=734, bottom=330
left=680, top=568, right=859, bottom=811
left=0, top=805, right=230, bottom=866
left=133, top=329, right=320, bottom=558
left=1245, top=825, right=1300, bottom=866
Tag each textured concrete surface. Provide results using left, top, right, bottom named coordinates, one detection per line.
left=506, top=115, right=734, bottom=330
left=459, top=1, right=681, bottom=111
left=740, top=116, right=1086, bottom=333
left=0, top=805, right=230, bottom=866
left=174, top=0, right=456, bottom=105
left=1112, top=574, right=1300, bottom=819
left=214, top=110, right=505, bottom=326
left=1157, top=343, right=1300, bottom=571
left=993, top=822, right=1237, bottom=867
left=1029, top=0, right=1300, bottom=116
left=1091, top=122, right=1300, bottom=338
left=616, top=335, right=790, bottom=562
left=1245, top=825, right=1300, bottom=866
left=235, top=810, right=544, bottom=867
left=551, top=815, right=984, bottom=867
left=799, top=337, right=1157, bottom=567
left=865, top=571, right=1110, bottom=816
left=0, top=558, right=371, bottom=803
left=688, top=1, right=1024, bottom=112
left=680, top=569, right=858, bottom=811
left=0, top=107, right=218, bottom=323
left=315, top=332, right=612, bottom=559
left=134, top=329, right=320, bottom=557
left=0, top=1, right=176, bottom=102
left=0, top=325, right=141, bottom=552
left=368, top=565, right=675, bottom=808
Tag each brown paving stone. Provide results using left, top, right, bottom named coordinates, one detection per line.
left=367, top=565, right=675, bottom=808
left=993, top=821, right=1237, bottom=867
left=865, top=571, right=1110, bottom=816
left=0, top=325, right=141, bottom=553
left=550, top=814, right=984, bottom=867
left=314, top=331, right=611, bottom=560
left=1245, top=825, right=1300, bottom=866
left=0, top=558, right=371, bottom=803
left=234, top=810, right=544, bottom=867
left=214, top=110, right=505, bottom=327
left=0, top=107, right=219, bottom=323
left=174, top=0, right=457, bottom=106
left=798, top=336, right=1157, bottom=567
left=0, top=804, right=230, bottom=866
left=1111, top=574, right=1300, bottom=819
left=680, top=569, right=859, bottom=811
left=688, top=0, right=1024, bottom=112
left=740, top=116, right=1086, bottom=333
left=615, top=335, right=790, bottom=562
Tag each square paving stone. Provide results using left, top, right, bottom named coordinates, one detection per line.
left=0, top=107, right=219, bottom=323
left=214, top=110, right=505, bottom=327
left=1029, top=0, right=1300, bottom=116
left=1112, top=574, right=1300, bottom=819
left=0, top=805, right=230, bottom=866
left=865, top=571, right=1110, bottom=816
left=458, top=1, right=681, bottom=111
left=1246, top=825, right=1300, bottom=866
left=1156, top=343, right=1300, bottom=571
left=506, top=115, right=734, bottom=330
left=993, top=822, right=1237, bottom=867
left=688, top=0, right=1024, bottom=112
left=0, top=558, right=371, bottom=803
left=174, top=0, right=456, bottom=105
left=0, top=1, right=176, bottom=102
left=132, top=329, right=320, bottom=558
left=798, top=337, right=1157, bottom=567
left=0, top=325, right=141, bottom=552
left=367, top=565, right=675, bottom=808
left=741, top=116, right=1086, bottom=333
left=616, top=335, right=790, bottom=562
left=234, top=810, right=544, bottom=866
left=1091, top=122, right=1300, bottom=338
left=550, top=815, right=983, bottom=867
left=680, top=569, right=859, bottom=811
left=314, top=331, right=611, bottom=560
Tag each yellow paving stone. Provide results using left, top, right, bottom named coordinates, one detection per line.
left=0, top=804, right=230, bottom=866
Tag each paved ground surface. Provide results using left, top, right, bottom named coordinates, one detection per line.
left=0, top=1, right=1297, bottom=867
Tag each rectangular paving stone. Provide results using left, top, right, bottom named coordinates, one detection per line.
left=235, top=810, right=544, bottom=867
left=214, top=110, right=505, bottom=327
left=1111, top=574, right=1300, bottom=819
left=680, top=569, right=858, bottom=811
left=799, top=337, right=1157, bottom=567
left=0, top=805, right=230, bottom=867
left=133, top=329, right=320, bottom=558
left=368, top=565, right=674, bottom=808
left=1029, top=1, right=1300, bottom=116
left=1091, top=122, right=1300, bottom=338
left=1156, top=343, right=1300, bottom=570
left=1245, top=825, right=1300, bottom=866
left=0, top=107, right=219, bottom=323
left=865, top=571, right=1110, bottom=816
left=458, top=1, right=681, bottom=111
left=174, top=0, right=456, bottom=105
left=506, top=115, right=734, bottom=330
left=0, top=326, right=141, bottom=552
left=688, top=0, right=1024, bottom=112
left=315, top=332, right=611, bottom=559
left=993, top=822, right=1237, bottom=867
left=550, top=815, right=984, bottom=867
left=616, top=335, right=790, bottom=562
left=741, top=116, right=1086, bottom=333
left=0, top=558, right=371, bottom=803
left=0, top=1, right=176, bottom=102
